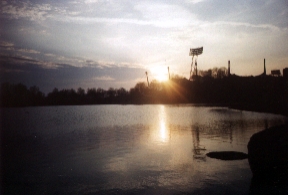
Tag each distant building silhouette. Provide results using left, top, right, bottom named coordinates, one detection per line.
left=271, top=70, right=281, bottom=77
left=283, top=68, right=288, bottom=78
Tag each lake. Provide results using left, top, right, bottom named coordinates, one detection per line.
left=1, top=105, right=287, bottom=194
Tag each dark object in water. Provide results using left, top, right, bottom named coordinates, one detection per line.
left=206, top=151, right=248, bottom=160
left=247, top=124, right=288, bottom=179
left=248, top=125, right=288, bottom=194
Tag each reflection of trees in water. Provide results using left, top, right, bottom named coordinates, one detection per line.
left=191, top=125, right=206, bottom=161
left=190, top=119, right=243, bottom=160
left=190, top=117, right=280, bottom=162
left=192, top=122, right=234, bottom=144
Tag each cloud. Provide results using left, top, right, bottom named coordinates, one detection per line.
left=185, top=0, right=206, bottom=4
left=134, top=2, right=199, bottom=28
left=0, top=1, right=77, bottom=22
left=208, top=21, right=281, bottom=32
left=1, top=1, right=7, bottom=5
left=0, top=41, right=14, bottom=47
left=1, top=2, right=50, bottom=21
left=0, top=1, right=194, bottom=29
left=45, top=53, right=57, bottom=57
left=0, top=54, right=59, bottom=69
left=0, top=43, right=142, bottom=72
left=0, top=41, right=40, bottom=55
left=84, top=0, right=100, bottom=4
left=1, top=58, right=147, bottom=93
left=93, top=76, right=115, bottom=81
left=18, top=48, right=40, bottom=54
left=54, top=15, right=151, bottom=25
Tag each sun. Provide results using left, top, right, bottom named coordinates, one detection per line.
left=155, top=74, right=168, bottom=82
left=150, top=67, right=169, bottom=82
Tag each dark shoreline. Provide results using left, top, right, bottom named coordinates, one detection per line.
left=228, top=103, right=288, bottom=117
left=1, top=75, right=287, bottom=117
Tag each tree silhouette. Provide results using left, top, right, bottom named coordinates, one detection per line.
left=1, top=69, right=287, bottom=116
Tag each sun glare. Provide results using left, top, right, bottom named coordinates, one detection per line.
left=155, top=74, right=168, bottom=82
left=150, top=67, right=169, bottom=82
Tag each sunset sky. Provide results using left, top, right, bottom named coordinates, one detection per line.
left=1, top=0, right=288, bottom=93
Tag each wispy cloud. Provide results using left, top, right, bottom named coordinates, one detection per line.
left=84, top=0, right=100, bottom=4
left=0, top=41, right=139, bottom=71
left=1, top=1, right=199, bottom=28
left=185, top=0, right=207, bottom=4
left=134, top=2, right=198, bottom=28
left=208, top=21, right=281, bottom=32
left=93, top=76, right=115, bottom=81
left=0, top=54, right=59, bottom=69
left=44, top=53, right=57, bottom=57
left=0, top=41, right=14, bottom=47
left=19, top=27, right=50, bottom=36
left=0, top=1, right=77, bottom=22
left=56, top=15, right=151, bottom=25
left=0, top=43, right=39, bottom=54
left=18, top=48, right=40, bottom=54
left=1, top=2, right=50, bottom=21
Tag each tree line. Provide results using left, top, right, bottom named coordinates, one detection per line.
left=1, top=74, right=287, bottom=115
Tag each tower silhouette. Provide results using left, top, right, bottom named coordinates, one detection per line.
left=228, top=60, right=230, bottom=76
left=264, top=58, right=266, bottom=76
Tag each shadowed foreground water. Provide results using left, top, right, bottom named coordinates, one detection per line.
left=1, top=105, right=287, bottom=194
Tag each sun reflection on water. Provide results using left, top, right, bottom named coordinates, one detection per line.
left=158, top=105, right=169, bottom=143
left=160, top=120, right=168, bottom=142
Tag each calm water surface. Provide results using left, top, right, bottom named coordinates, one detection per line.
left=1, top=105, right=287, bottom=194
